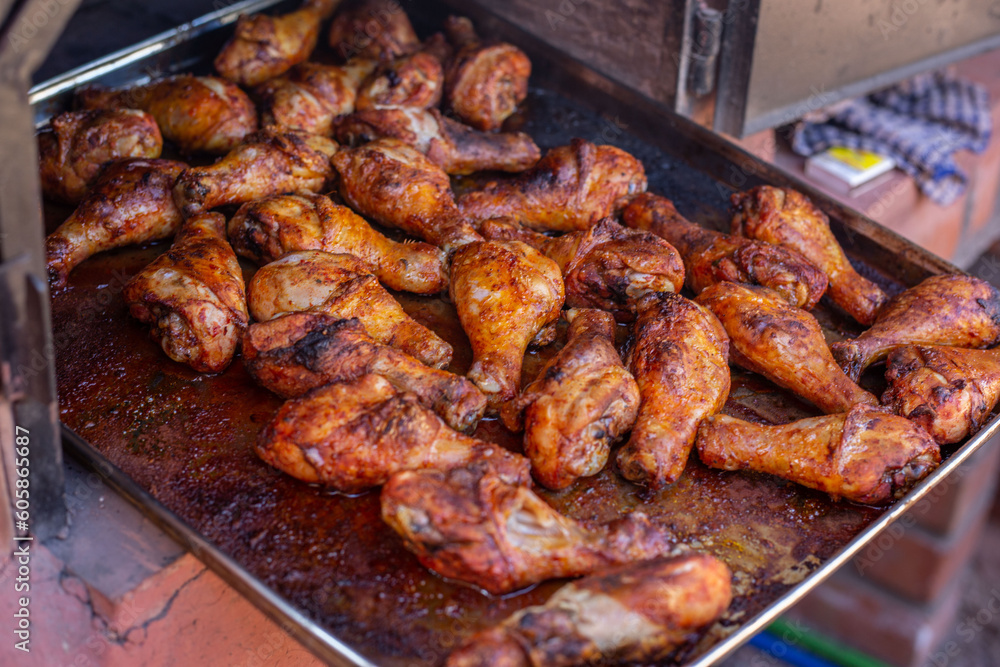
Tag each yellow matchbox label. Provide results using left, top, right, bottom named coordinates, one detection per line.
left=827, top=147, right=887, bottom=172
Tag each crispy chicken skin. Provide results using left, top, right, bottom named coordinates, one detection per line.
left=76, top=76, right=258, bottom=155
left=442, top=16, right=531, bottom=132
left=327, top=0, right=420, bottom=62
left=883, top=345, right=1000, bottom=444
left=447, top=553, right=733, bottom=667
left=831, top=274, right=1000, bottom=382
left=122, top=212, right=248, bottom=373
left=506, top=309, right=640, bottom=490
left=214, top=2, right=326, bottom=87
left=173, top=129, right=338, bottom=217
left=697, top=283, right=878, bottom=414
left=616, top=292, right=730, bottom=489
left=38, top=109, right=162, bottom=203
left=229, top=193, right=448, bottom=294
left=256, top=375, right=526, bottom=491
left=355, top=51, right=444, bottom=111
left=46, top=159, right=187, bottom=288
left=380, top=461, right=672, bottom=595
left=697, top=404, right=941, bottom=505
left=335, top=107, right=540, bottom=174
left=624, top=192, right=828, bottom=310
left=450, top=240, right=565, bottom=413
left=333, top=137, right=483, bottom=252
left=457, top=139, right=648, bottom=233
left=731, top=186, right=886, bottom=324
left=243, top=313, right=485, bottom=431
left=482, top=218, right=684, bottom=319
left=255, top=59, right=376, bottom=136
left=246, top=250, right=452, bottom=368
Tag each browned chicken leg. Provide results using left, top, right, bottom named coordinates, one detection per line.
left=731, top=186, right=887, bottom=324
left=381, top=461, right=672, bottom=595
left=327, top=0, right=420, bottom=61
left=46, top=159, right=187, bottom=288
left=257, top=375, right=526, bottom=492
left=333, top=137, right=483, bottom=251
left=246, top=250, right=452, bottom=368
left=76, top=75, right=257, bottom=155
left=696, top=404, right=941, bottom=505
left=883, top=345, right=1000, bottom=444
left=441, top=16, right=531, bottom=132
left=506, top=309, right=640, bottom=490
left=447, top=554, right=733, bottom=667
left=122, top=212, right=249, bottom=373
left=173, top=129, right=338, bottom=216
left=335, top=107, right=540, bottom=174
left=457, top=139, right=647, bottom=233
left=214, top=2, right=329, bottom=86
left=697, top=282, right=878, bottom=413
left=355, top=51, right=444, bottom=111
left=450, top=240, right=565, bottom=413
left=255, top=59, right=376, bottom=135
left=616, top=292, right=730, bottom=488
left=38, top=109, right=162, bottom=203
left=243, top=313, right=485, bottom=431
left=831, top=274, right=1000, bottom=381
left=482, top=217, right=684, bottom=319
left=228, top=193, right=448, bottom=294
left=623, top=192, right=828, bottom=310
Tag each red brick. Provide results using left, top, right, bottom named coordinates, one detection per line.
left=851, top=485, right=992, bottom=603
left=912, top=436, right=1000, bottom=536
left=790, top=562, right=964, bottom=667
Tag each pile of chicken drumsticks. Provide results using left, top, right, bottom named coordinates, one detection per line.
left=39, top=1, right=1000, bottom=664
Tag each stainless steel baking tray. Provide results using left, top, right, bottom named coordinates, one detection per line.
left=34, top=1, right=999, bottom=665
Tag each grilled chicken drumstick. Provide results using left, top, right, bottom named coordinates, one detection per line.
left=122, top=212, right=248, bottom=373
left=482, top=217, right=684, bottom=319
left=38, top=109, right=162, bottom=203
left=506, top=309, right=640, bottom=490
left=243, top=313, right=485, bottom=431
left=355, top=51, right=444, bottom=111
left=46, top=159, right=187, bottom=288
left=697, top=282, right=878, bottom=414
left=229, top=193, right=448, bottom=294
left=173, top=129, right=338, bottom=216
left=246, top=250, right=452, bottom=368
left=731, top=185, right=886, bottom=324
left=214, top=0, right=335, bottom=86
left=623, top=192, right=828, bottom=310
left=335, top=107, right=540, bottom=174
left=327, top=0, right=420, bottom=62
left=457, top=139, right=647, bottom=233
left=257, top=375, right=525, bottom=492
left=697, top=404, right=941, bottom=505
left=450, top=240, right=565, bottom=413
left=381, top=461, right=672, bottom=595
left=333, top=137, right=482, bottom=252
left=447, top=554, right=733, bottom=667
left=441, top=16, right=531, bottom=132
left=883, top=345, right=1000, bottom=444
left=831, top=274, right=1000, bottom=381
left=616, top=292, right=730, bottom=489
left=255, top=59, right=376, bottom=135
left=76, top=76, right=257, bottom=154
